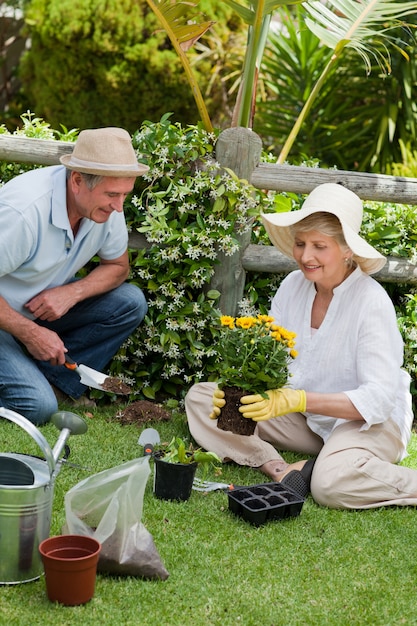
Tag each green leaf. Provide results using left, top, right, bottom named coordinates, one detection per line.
left=207, top=289, right=221, bottom=300
left=142, top=386, right=156, bottom=399
left=177, top=439, right=187, bottom=463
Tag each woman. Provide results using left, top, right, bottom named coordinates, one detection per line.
left=185, top=183, right=416, bottom=509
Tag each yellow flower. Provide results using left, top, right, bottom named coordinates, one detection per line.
left=236, top=316, right=257, bottom=329
left=220, top=315, right=235, bottom=329
left=257, top=314, right=274, bottom=324
left=290, top=349, right=298, bottom=358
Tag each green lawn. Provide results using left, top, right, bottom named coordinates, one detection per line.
left=1, top=403, right=417, bottom=626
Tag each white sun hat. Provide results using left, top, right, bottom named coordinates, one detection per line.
left=261, top=183, right=386, bottom=275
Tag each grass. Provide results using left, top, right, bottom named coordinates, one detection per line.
left=1, top=403, right=417, bottom=626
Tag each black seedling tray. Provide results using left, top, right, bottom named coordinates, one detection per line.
left=228, top=482, right=305, bottom=526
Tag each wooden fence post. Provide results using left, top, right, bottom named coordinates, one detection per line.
left=210, top=127, right=262, bottom=315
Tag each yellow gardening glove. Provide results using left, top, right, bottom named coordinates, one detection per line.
left=209, top=387, right=225, bottom=419
left=239, top=389, right=306, bottom=422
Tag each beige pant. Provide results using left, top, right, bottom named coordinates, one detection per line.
left=185, top=382, right=417, bottom=509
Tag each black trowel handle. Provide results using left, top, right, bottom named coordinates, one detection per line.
left=64, top=354, right=78, bottom=370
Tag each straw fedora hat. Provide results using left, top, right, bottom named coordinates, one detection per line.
left=60, top=127, right=149, bottom=177
left=261, top=183, right=386, bottom=275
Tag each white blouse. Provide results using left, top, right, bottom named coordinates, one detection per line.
left=269, top=267, right=413, bottom=458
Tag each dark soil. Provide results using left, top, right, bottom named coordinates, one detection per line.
left=217, top=386, right=256, bottom=436
left=98, top=529, right=169, bottom=580
left=102, top=376, right=132, bottom=395
left=116, top=400, right=171, bottom=426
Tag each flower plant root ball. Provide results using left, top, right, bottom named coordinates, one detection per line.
left=217, top=386, right=256, bottom=436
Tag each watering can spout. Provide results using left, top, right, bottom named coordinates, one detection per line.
left=0, top=407, right=56, bottom=475
left=50, top=411, right=88, bottom=467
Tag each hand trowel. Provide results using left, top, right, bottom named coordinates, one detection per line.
left=138, top=427, right=161, bottom=457
left=64, top=355, right=130, bottom=395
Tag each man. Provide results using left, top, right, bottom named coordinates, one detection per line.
left=0, top=127, right=148, bottom=424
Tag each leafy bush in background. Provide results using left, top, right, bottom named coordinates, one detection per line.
left=18, top=0, right=244, bottom=132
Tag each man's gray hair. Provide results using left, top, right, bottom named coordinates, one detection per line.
left=65, top=169, right=104, bottom=189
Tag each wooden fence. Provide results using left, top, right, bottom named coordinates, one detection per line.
left=1, top=129, right=417, bottom=315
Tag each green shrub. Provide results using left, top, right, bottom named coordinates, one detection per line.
left=116, top=114, right=277, bottom=399
left=389, top=142, right=417, bottom=178
left=19, top=0, right=244, bottom=132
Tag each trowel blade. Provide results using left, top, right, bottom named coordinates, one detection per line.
left=138, top=428, right=160, bottom=456
left=76, top=363, right=107, bottom=389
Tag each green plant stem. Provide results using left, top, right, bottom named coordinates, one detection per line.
left=277, top=50, right=340, bottom=163
left=145, top=0, right=214, bottom=133
left=237, top=7, right=271, bottom=128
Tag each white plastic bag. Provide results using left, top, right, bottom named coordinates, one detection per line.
left=64, top=456, right=169, bottom=580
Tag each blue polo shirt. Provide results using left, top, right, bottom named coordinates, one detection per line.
left=0, top=165, right=128, bottom=318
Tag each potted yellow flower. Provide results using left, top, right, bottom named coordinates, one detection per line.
left=212, top=314, right=298, bottom=436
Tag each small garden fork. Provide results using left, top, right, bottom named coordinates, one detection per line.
left=192, top=477, right=239, bottom=492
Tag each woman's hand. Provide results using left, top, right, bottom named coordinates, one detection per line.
left=209, top=387, right=225, bottom=419
left=240, top=389, right=306, bottom=421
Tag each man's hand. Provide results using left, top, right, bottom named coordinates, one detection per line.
left=0, top=295, right=66, bottom=364
left=24, top=284, right=79, bottom=321
left=239, top=388, right=306, bottom=422
left=209, top=387, right=225, bottom=420
left=23, top=325, right=67, bottom=365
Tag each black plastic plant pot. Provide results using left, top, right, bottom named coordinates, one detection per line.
left=228, top=482, right=305, bottom=526
left=153, top=455, right=197, bottom=502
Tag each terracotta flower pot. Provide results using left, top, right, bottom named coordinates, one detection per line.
left=153, top=455, right=197, bottom=501
left=39, top=534, right=101, bottom=605
left=216, top=386, right=256, bottom=436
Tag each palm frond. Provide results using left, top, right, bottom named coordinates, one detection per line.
left=303, top=0, right=416, bottom=73
left=277, top=0, right=416, bottom=161
left=145, top=0, right=214, bottom=131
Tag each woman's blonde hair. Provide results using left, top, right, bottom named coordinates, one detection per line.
left=289, top=212, right=354, bottom=265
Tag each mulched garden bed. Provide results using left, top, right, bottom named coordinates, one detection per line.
left=116, top=400, right=171, bottom=426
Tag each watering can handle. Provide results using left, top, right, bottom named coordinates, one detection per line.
left=0, top=407, right=55, bottom=477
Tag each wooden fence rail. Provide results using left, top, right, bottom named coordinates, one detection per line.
left=1, top=131, right=417, bottom=314
left=251, top=162, right=417, bottom=204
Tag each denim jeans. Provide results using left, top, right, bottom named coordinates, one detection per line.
left=0, top=283, right=147, bottom=424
